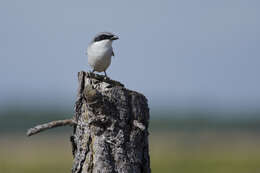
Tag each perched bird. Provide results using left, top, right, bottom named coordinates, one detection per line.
left=87, top=32, right=119, bottom=77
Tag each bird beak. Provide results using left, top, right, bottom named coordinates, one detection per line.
left=111, top=35, right=119, bottom=40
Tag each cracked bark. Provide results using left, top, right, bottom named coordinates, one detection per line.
left=71, top=71, right=151, bottom=173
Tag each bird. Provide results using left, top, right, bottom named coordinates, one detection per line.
left=87, top=32, right=119, bottom=77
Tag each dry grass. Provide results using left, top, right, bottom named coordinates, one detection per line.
left=1, top=131, right=260, bottom=173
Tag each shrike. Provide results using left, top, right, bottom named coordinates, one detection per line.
left=87, top=32, right=119, bottom=77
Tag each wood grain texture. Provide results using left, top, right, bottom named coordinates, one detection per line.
left=71, top=71, right=151, bottom=173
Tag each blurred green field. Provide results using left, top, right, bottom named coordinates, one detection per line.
left=1, top=131, right=260, bottom=173
left=1, top=109, right=260, bottom=172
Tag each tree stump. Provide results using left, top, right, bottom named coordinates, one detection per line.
left=70, top=71, right=151, bottom=173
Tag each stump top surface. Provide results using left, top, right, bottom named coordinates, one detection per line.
left=81, top=71, right=124, bottom=87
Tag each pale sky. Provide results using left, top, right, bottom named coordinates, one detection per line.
left=0, top=0, right=260, bottom=111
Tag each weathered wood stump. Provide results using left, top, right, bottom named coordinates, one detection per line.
left=70, top=71, right=151, bottom=173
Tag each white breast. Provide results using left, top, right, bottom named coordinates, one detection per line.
left=87, top=40, right=113, bottom=72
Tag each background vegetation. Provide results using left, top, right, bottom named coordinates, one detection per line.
left=1, top=109, right=260, bottom=173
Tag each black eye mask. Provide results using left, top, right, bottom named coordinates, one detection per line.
left=94, top=34, right=113, bottom=42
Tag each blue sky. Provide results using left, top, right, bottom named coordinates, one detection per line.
left=0, top=0, right=259, bottom=111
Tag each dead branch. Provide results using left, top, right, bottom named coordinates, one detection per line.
left=27, top=118, right=76, bottom=136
